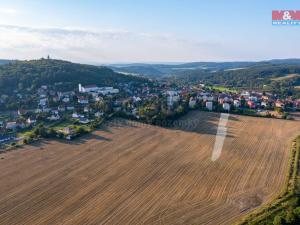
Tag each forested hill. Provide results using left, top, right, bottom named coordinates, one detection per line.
left=171, top=64, right=300, bottom=91
left=0, top=59, right=148, bottom=94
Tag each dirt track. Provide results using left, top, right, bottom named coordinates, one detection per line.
left=0, top=111, right=299, bottom=225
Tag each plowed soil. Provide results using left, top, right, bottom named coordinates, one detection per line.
left=0, top=111, right=299, bottom=225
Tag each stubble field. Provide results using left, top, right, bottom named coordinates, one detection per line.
left=0, top=111, right=300, bottom=225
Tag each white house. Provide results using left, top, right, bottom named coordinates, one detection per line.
left=223, top=103, right=231, bottom=111
left=6, top=122, right=17, bottom=130
left=35, top=108, right=42, bottom=113
left=133, top=96, right=142, bottom=102
left=79, top=118, right=90, bottom=124
left=98, top=87, right=119, bottom=95
left=95, top=112, right=104, bottom=117
left=261, top=101, right=268, bottom=108
left=79, top=84, right=99, bottom=93
left=241, top=91, right=250, bottom=100
left=72, top=113, right=84, bottom=118
left=62, top=97, right=70, bottom=103
left=48, top=114, right=60, bottom=121
left=206, top=101, right=213, bottom=111
left=249, top=96, right=258, bottom=102
left=79, top=84, right=119, bottom=95
left=39, top=98, right=47, bottom=106
left=78, top=97, right=89, bottom=104
left=58, top=105, right=66, bottom=112
left=27, top=118, right=37, bottom=125
left=189, top=98, right=197, bottom=108
left=233, top=100, right=240, bottom=108
left=166, top=91, right=180, bottom=107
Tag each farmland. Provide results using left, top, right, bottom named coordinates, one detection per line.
left=0, top=111, right=300, bottom=225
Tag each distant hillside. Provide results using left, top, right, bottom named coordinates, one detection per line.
left=172, top=64, right=300, bottom=93
left=109, top=59, right=300, bottom=79
left=0, top=59, right=148, bottom=94
left=109, top=61, right=257, bottom=78
left=0, top=59, right=12, bottom=65
left=112, top=65, right=164, bottom=79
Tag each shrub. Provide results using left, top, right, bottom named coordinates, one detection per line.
left=273, top=215, right=285, bottom=225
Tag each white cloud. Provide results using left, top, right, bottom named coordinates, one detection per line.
left=0, top=24, right=283, bottom=63
left=0, top=8, right=18, bottom=15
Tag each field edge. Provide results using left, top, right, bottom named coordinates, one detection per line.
left=234, top=135, right=300, bottom=225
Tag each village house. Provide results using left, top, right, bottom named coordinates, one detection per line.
left=79, top=117, right=90, bottom=124
left=206, top=101, right=213, bottom=111
left=275, top=100, right=285, bottom=109
left=95, top=112, right=104, bottom=117
left=27, top=118, right=37, bottom=126
left=189, top=97, right=197, bottom=108
left=66, top=106, right=75, bottom=111
left=52, top=96, right=60, bottom=102
left=222, top=102, right=231, bottom=111
left=233, top=100, right=240, bottom=108
left=58, top=105, right=66, bottom=112
left=240, top=91, right=250, bottom=100
left=295, top=100, right=300, bottom=109
left=78, top=96, right=89, bottom=104
left=79, top=84, right=98, bottom=93
left=59, top=127, right=76, bottom=140
left=61, top=97, right=70, bottom=103
left=42, top=108, right=51, bottom=113
left=166, top=91, right=180, bottom=107
left=18, top=109, right=28, bottom=116
left=84, top=106, right=90, bottom=113
left=39, top=98, right=47, bottom=107
left=247, top=100, right=256, bottom=109
left=79, top=84, right=119, bottom=95
left=48, top=114, right=60, bottom=121
left=57, top=91, right=75, bottom=99
left=35, top=108, right=42, bottom=113
left=133, top=96, right=142, bottom=102
left=6, top=122, right=17, bottom=130
left=261, top=101, right=268, bottom=108
left=72, top=113, right=84, bottom=119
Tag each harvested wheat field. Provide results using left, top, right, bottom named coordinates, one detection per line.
left=0, top=111, right=300, bottom=225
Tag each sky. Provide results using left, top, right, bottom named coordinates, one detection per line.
left=0, top=0, right=299, bottom=63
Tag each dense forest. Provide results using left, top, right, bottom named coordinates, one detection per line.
left=0, top=59, right=148, bottom=94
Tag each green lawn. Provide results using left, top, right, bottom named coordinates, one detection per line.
left=209, top=85, right=238, bottom=93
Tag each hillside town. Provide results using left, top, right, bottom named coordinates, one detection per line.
left=1, top=80, right=300, bottom=148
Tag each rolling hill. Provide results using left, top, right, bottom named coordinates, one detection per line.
left=109, top=59, right=300, bottom=94
left=0, top=59, right=149, bottom=94
left=108, top=59, right=300, bottom=87
left=0, top=59, right=12, bottom=65
left=172, top=64, right=300, bottom=90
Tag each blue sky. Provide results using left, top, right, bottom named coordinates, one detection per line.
left=0, top=0, right=299, bottom=63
